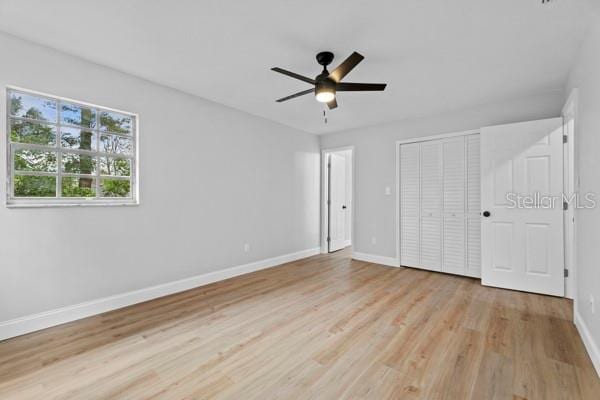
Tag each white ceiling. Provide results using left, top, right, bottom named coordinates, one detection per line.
left=0, top=0, right=591, bottom=134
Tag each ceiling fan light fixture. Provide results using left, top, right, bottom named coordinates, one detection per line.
left=315, top=88, right=335, bottom=103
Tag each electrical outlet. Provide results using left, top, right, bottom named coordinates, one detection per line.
left=244, top=243, right=250, bottom=253
left=371, top=237, right=377, bottom=245
left=590, top=295, right=595, bottom=314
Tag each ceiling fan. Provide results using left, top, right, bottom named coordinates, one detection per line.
left=271, top=51, right=387, bottom=110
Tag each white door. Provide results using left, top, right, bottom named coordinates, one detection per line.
left=399, top=134, right=481, bottom=277
left=466, top=135, right=481, bottom=277
left=329, top=153, right=347, bottom=252
left=481, top=118, right=564, bottom=296
left=442, top=137, right=466, bottom=275
left=420, top=141, right=442, bottom=271
left=400, top=143, right=420, bottom=267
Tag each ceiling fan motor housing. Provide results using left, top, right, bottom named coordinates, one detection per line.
left=315, top=69, right=335, bottom=84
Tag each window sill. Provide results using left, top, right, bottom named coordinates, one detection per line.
left=5, top=201, right=140, bottom=209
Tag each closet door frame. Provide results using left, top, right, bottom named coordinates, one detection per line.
left=396, top=129, right=480, bottom=270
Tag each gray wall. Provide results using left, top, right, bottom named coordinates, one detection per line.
left=319, top=92, right=565, bottom=258
left=0, top=33, right=320, bottom=322
left=567, top=12, right=600, bottom=361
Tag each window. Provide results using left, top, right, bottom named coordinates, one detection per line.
left=6, top=88, right=138, bottom=206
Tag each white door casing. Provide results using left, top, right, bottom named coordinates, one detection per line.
left=562, top=89, right=578, bottom=300
left=329, top=153, right=347, bottom=252
left=481, top=118, right=564, bottom=296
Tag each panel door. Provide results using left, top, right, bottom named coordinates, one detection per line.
left=329, top=153, right=347, bottom=252
left=481, top=118, right=564, bottom=296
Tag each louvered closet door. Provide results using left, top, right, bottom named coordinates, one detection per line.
left=400, top=143, right=420, bottom=267
left=466, top=135, right=481, bottom=277
left=442, top=137, right=466, bottom=275
left=419, top=141, right=442, bottom=271
left=399, top=134, right=481, bottom=278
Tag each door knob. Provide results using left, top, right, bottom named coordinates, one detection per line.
left=483, top=211, right=491, bottom=217
left=342, top=205, right=347, bottom=209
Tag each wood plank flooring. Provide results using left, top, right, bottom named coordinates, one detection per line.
left=0, top=250, right=598, bottom=399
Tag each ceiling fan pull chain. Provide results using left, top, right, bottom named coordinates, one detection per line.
left=323, top=109, right=328, bottom=124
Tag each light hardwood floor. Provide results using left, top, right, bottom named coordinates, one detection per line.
left=0, top=250, right=598, bottom=399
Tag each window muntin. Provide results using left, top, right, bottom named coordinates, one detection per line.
left=6, top=88, right=137, bottom=205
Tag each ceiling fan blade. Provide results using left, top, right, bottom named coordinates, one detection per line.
left=276, top=88, right=314, bottom=102
left=327, top=98, right=338, bottom=110
left=336, top=82, right=387, bottom=91
left=328, top=52, right=364, bottom=82
left=271, top=67, right=315, bottom=84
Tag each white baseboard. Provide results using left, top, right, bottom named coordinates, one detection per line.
left=352, top=251, right=399, bottom=268
left=0, top=247, right=320, bottom=341
left=575, top=309, right=600, bottom=378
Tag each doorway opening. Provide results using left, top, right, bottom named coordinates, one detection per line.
left=322, top=147, right=353, bottom=253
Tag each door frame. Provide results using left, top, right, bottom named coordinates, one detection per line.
left=395, top=129, right=479, bottom=267
left=563, top=88, right=579, bottom=300
left=321, top=146, right=355, bottom=254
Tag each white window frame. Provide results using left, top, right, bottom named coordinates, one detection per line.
left=5, top=86, right=139, bottom=207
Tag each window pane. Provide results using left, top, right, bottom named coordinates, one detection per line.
left=101, top=179, right=131, bottom=198
left=60, top=103, right=96, bottom=128
left=10, top=120, right=56, bottom=146
left=62, top=153, right=97, bottom=175
left=100, top=157, right=131, bottom=176
left=7, top=90, right=137, bottom=204
left=100, top=110, right=132, bottom=135
left=62, top=177, right=96, bottom=197
left=61, top=127, right=96, bottom=151
left=99, top=134, right=133, bottom=155
left=14, top=175, right=56, bottom=197
left=9, top=92, right=57, bottom=122
left=14, top=149, right=57, bottom=172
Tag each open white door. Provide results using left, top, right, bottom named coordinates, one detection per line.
left=481, top=118, right=564, bottom=296
left=329, top=153, right=347, bottom=252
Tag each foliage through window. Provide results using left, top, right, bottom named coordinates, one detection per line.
left=6, top=89, right=137, bottom=205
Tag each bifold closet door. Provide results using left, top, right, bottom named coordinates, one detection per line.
left=466, top=135, right=481, bottom=277
left=441, top=137, right=466, bottom=275
left=400, top=134, right=481, bottom=277
left=419, top=141, right=442, bottom=271
left=400, top=143, right=420, bottom=267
